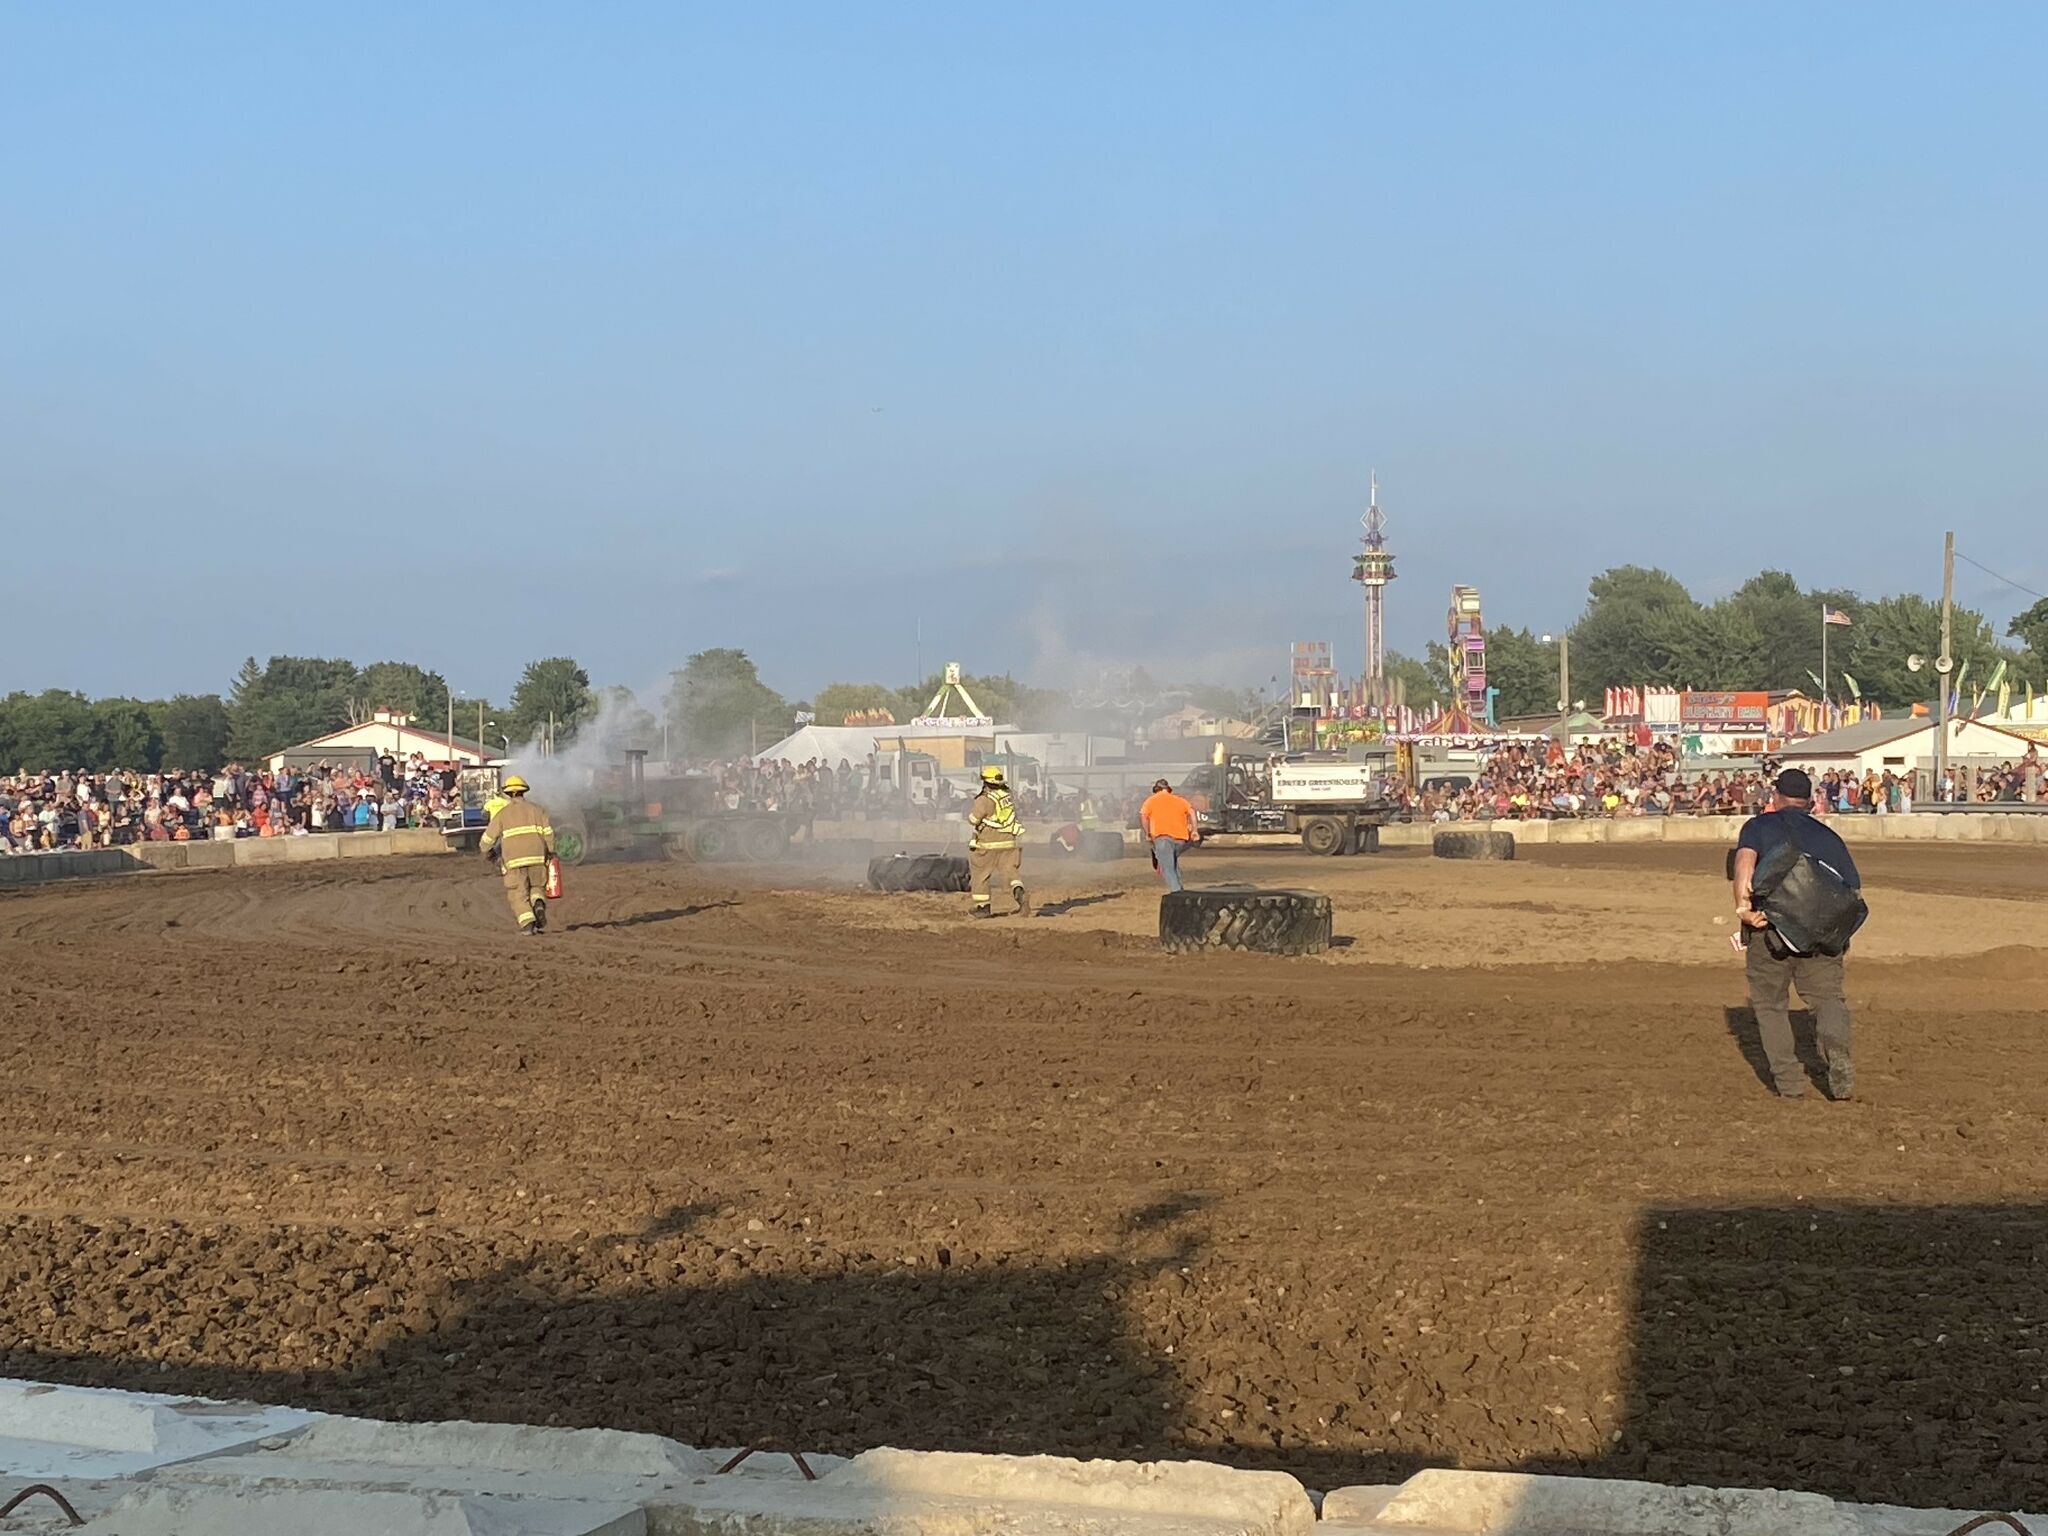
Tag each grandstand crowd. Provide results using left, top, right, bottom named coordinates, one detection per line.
left=0, top=753, right=464, bottom=853
left=1414, top=736, right=2041, bottom=822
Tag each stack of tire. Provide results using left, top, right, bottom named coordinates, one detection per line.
left=866, top=853, right=971, bottom=893
left=1159, top=888, right=1332, bottom=956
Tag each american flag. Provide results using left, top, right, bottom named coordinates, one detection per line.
left=1823, top=606, right=1853, bottom=627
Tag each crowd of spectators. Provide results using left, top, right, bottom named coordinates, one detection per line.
left=1413, top=736, right=2041, bottom=822
left=0, top=752, right=472, bottom=854
left=691, top=755, right=1149, bottom=831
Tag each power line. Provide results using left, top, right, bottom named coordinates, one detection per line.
left=1954, top=548, right=2048, bottom=604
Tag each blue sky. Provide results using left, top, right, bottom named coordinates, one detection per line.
left=5, top=4, right=2045, bottom=704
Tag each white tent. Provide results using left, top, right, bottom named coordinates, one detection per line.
left=755, top=720, right=1019, bottom=765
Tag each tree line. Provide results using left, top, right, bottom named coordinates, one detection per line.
left=0, top=656, right=597, bottom=774
left=1397, top=567, right=2039, bottom=721
left=8, top=566, right=2038, bottom=770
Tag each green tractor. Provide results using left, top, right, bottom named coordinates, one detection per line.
left=551, top=750, right=795, bottom=866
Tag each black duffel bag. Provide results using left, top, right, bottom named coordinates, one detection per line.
left=1750, top=818, right=1867, bottom=957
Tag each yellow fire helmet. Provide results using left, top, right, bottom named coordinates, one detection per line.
left=502, top=775, right=530, bottom=794
left=979, top=765, right=1004, bottom=783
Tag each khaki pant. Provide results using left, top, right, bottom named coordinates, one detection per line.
left=969, top=844, right=1023, bottom=909
left=503, top=861, right=548, bottom=929
left=1745, top=941, right=1852, bottom=1095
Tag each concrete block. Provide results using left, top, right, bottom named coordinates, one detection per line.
left=285, top=1416, right=719, bottom=1479
left=1507, top=820, right=1550, bottom=844
left=1548, top=820, right=1607, bottom=844
left=234, top=840, right=290, bottom=865
left=1892, top=815, right=1937, bottom=840
left=0, top=1379, right=315, bottom=1480
left=1608, top=818, right=1662, bottom=843
left=813, top=1448, right=1315, bottom=1534
left=129, top=844, right=186, bottom=870
left=284, top=837, right=342, bottom=862
left=1658, top=818, right=1724, bottom=844
left=339, top=833, right=397, bottom=858
left=81, top=1485, right=643, bottom=1535
left=1351, top=1468, right=1857, bottom=1536
left=393, top=829, right=450, bottom=855
left=0, top=859, right=30, bottom=885
left=182, top=841, right=239, bottom=869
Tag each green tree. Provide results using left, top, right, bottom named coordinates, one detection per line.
left=665, top=648, right=789, bottom=756
left=1842, top=593, right=2001, bottom=710
left=1388, top=650, right=1449, bottom=709
left=1569, top=565, right=1701, bottom=693
left=353, top=661, right=451, bottom=724
left=227, top=656, right=359, bottom=759
left=507, top=657, right=595, bottom=748
left=2008, top=598, right=2048, bottom=679
left=813, top=682, right=902, bottom=724
left=156, top=694, right=231, bottom=770
left=0, top=690, right=99, bottom=772
left=92, top=697, right=162, bottom=770
left=1479, top=626, right=1560, bottom=719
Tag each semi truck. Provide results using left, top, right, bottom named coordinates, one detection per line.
left=1174, top=748, right=1397, bottom=856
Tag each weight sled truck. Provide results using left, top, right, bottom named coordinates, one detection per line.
left=1175, top=747, right=1397, bottom=857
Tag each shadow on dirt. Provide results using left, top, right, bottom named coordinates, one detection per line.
left=1034, top=892, right=1121, bottom=917
left=566, top=900, right=740, bottom=932
left=1599, top=1202, right=2048, bottom=1511
left=0, top=1202, right=1196, bottom=1467
left=1720, top=1005, right=1827, bottom=1093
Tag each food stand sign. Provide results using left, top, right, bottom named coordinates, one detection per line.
left=1680, top=691, right=1769, bottom=725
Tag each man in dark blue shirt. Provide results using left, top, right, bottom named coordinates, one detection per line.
left=1733, top=768, right=1858, bottom=1101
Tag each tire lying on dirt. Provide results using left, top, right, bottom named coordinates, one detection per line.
left=1159, top=888, right=1332, bottom=956
left=1078, top=829, right=1124, bottom=862
left=867, top=853, right=971, bottom=893
left=1432, top=829, right=1516, bottom=861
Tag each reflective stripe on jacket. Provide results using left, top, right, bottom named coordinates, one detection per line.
left=481, top=798, right=554, bottom=869
left=969, top=788, right=1021, bottom=850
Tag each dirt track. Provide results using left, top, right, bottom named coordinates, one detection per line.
left=4, top=841, right=2048, bottom=1505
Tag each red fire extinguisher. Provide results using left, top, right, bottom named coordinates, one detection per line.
left=544, top=855, right=565, bottom=901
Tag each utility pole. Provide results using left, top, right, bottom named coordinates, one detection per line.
left=1936, top=531, right=1955, bottom=798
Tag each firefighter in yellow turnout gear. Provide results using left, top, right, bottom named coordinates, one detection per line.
left=479, top=775, right=555, bottom=936
left=967, top=765, right=1026, bottom=918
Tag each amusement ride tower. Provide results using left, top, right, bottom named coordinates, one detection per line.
left=1350, top=474, right=1396, bottom=705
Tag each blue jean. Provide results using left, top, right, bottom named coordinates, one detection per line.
left=1152, top=836, right=1189, bottom=892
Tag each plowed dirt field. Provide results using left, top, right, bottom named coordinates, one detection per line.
left=3, top=839, right=2047, bottom=1505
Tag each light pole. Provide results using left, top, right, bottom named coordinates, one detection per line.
left=1541, top=633, right=1572, bottom=752
left=1935, top=531, right=1955, bottom=800
left=449, top=690, right=461, bottom=765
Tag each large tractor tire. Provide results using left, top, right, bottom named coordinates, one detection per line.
left=1159, top=888, right=1332, bottom=956
left=553, top=810, right=590, bottom=866
left=1432, top=829, right=1516, bottom=861
left=689, top=821, right=735, bottom=862
left=739, top=818, right=789, bottom=863
left=867, top=853, right=971, bottom=894
left=1078, top=829, right=1124, bottom=862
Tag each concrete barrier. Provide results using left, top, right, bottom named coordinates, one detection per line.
left=4, top=1380, right=2040, bottom=1536
left=338, top=832, right=397, bottom=858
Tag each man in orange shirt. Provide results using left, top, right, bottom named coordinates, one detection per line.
left=1139, top=777, right=1200, bottom=893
